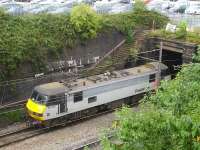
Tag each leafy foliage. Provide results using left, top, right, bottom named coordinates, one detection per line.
left=193, top=46, right=200, bottom=62
left=149, top=29, right=200, bottom=44
left=133, top=0, right=147, bottom=12
left=149, top=63, right=200, bottom=118
left=0, top=109, right=25, bottom=123
left=103, top=106, right=200, bottom=150
left=0, top=12, right=75, bottom=80
left=176, top=21, right=187, bottom=39
left=70, top=4, right=102, bottom=41
left=0, top=7, right=168, bottom=81
left=102, top=52, right=200, bottom=149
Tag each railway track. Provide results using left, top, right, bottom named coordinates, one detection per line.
left=0, top=100, right=26, bottom=116
left=0, top=100, right=26, bottom=109
left=71, top=133, right=114, bottom=150
left=0, top=126, right=49, bottom=148
left=0, top=108, right=114, bottom=148
left=72, top=138, right=101, bottom=150
left=0, top=100, right=138, bottom=149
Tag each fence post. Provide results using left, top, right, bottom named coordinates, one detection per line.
left=0, top=81, right=7, bottom=105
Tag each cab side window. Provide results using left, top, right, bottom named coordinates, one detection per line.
left=47, top=95, right=57, bottom=106
left=149, top=74, right=156, bottom=83
left=74, top=91, right=83, bottom=103
left=88, top=96, right=97, bottom=103
left=47, top=94, right=64, bottom=106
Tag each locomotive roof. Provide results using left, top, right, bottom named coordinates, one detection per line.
left=65, top=62, right=167, bottom=93
left=34, top=62, right=167, bottom=95
left=34, top=82, right=66, bottom=96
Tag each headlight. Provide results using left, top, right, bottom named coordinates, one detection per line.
left=32, top=112, right=43, bottom=117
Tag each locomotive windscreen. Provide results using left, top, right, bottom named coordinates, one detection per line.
left=31, top=90, right=48, bottom=104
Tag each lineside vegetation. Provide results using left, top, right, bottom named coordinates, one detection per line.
left=0, top=3, right=168, bottom=81
left=148, top=21, right=200, bottom=44
left=102, top=46, right=200, bottom=149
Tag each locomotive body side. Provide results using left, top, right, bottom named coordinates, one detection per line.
left=26, top=62, right=169, bottom=125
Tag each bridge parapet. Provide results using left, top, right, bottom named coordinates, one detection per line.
left=144, top=37, right=198, bottom=63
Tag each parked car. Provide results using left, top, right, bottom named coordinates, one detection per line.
left=147, top=0, right=165, bottom=11
left=120, top=0, right=130, bottom=4
left=4, top=3, right=24, bottom=14
left=109, top=3, right=130, bottom=14
left=49, top=7, right=70, bottom=14
left=161, top=1, right=174, bottom=10
left=168, top=0, right=188, bottom=13
left=185, top=5, right=200, bottom=15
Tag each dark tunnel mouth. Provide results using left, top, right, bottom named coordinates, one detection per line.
left=162, top=49, right=183, bottom=79
left=136, top=49, right=183, bottom=79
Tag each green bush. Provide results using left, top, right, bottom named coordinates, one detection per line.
left=102, top=51, right=200, bottom=149
left=133, top=0, right=147, bottom=12
left=193, top=45, right=200, bottom=62
left=0, top=12, right=75, bottom=80
left=176, top=21, right=187, bottom=39
left=102, top=106, right=200, bottom=150
left=0, top=109, right=25, bottom=123
left=148, top=29, right=200, bottom=43
left=70, top=4, right=102, bottom=41
left=0, top=7, right=168, bottom=81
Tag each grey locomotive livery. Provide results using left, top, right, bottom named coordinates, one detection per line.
left=26, top=62, right=170, bottom=124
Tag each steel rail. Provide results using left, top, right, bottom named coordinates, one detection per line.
left=0, top=100, right=138, bottom=148
left=71, top=134, right=114, bottom=150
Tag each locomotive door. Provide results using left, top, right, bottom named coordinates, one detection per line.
left=64, top=93, right=68, bottom=112
left=59, top=94, right=66, bottom=113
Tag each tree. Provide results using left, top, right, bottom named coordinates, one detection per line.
left=192, top=45, right=200, bottom=62
left=70, top=4, right=102, bottom=40
left=133, top=0, right=147, bottom=12
left=0, top=5, right=168, bottom=81
left=176, top=21, right=187, bottom=39
left=102, top=105, right=200, bottom=150
left=102, top=51, right=200, bottom=149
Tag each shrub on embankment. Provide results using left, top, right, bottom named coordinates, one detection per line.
left=0, top=109, right=25, bottom=127
left=0, top=4, right=168, bottom=81
left=102, top=47, right=200, bottom=149
left=148, top=21, right=200, bottom=44
left=149, top=29, right=200, bottom=44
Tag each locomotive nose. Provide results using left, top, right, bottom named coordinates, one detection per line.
left=26, top=99, right=46, bottom=121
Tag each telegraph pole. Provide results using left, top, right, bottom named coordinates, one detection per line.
left=158, top=41, right=163, bottom=85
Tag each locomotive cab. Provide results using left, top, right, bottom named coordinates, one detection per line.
left=26, top=82, right=67, bottom=123
left=148, top=62, right=171, bottom=81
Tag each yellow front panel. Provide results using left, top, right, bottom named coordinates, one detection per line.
left=26, top=99, right=46, bottom=121
left=27, top=111, right=44, bottom=121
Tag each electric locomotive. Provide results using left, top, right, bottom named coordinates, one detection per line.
left=26, top=62, right=170, bottom=126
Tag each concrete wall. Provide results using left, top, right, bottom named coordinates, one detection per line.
left=0, top=30, right=124, bottom=105
left=140, top=37, right=198, bottom=63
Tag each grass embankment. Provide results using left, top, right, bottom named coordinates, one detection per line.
left=0, top=108, right=25, bottom=127
left=0, top=6, right=168, bottom=81
left=148, top=29, right=200, bottom=44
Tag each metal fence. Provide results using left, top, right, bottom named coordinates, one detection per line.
left=0, top=1, right=133, bottom=15
left=164, top=13, right=200, bottom=28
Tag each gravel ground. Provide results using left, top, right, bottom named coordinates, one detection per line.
left=1, top=112, right=116, bottom=150
left=0, top=122, right=26, bottom=135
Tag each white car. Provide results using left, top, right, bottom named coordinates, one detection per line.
left=49, top=7, right=70, bottom=14
left=161, top=1, right=174, bottom=10
left=109, top=3, right=131, bottom=14
left=27, top=4, right=49, bottom=13
left=185, top=5, right=200, bottom=15
left=168, top=0, right=188, bottom=13
left=4, top=3, right=24, bottom=14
